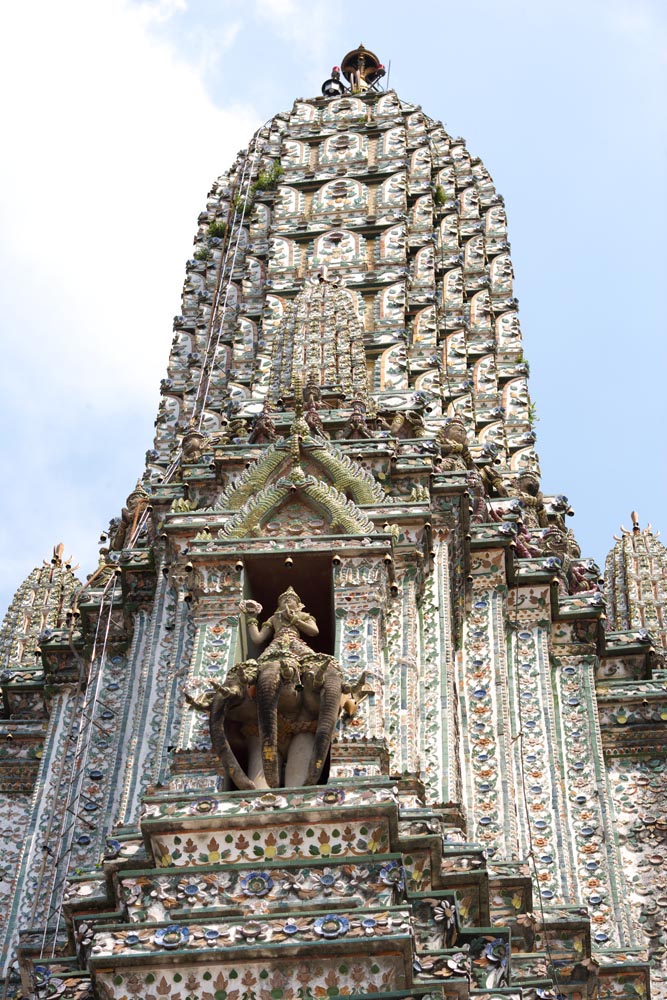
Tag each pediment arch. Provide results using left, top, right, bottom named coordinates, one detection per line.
left=220, top=475, right=375, bottom=540
left=216, top=437, right=387, bottom=513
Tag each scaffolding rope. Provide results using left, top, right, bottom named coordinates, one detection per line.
left=192, top=119, right=277, bottom=432
left=191, top=138, right=259, bottom=427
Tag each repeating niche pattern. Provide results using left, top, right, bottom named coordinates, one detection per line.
left=7, top=57, right=663, bottom=1000
left=609, top=757, right=667, bottom=988
left=267, top=275, right=368, bottom=403
left=147, top=87, right=538, bottom=481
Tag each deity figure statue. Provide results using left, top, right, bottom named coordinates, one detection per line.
left=248, top=401, right=277, bottom=444
left=108, top=482, right=150, bottom=551
left=205, top=588, right=360, bottom=790
left=181, top=425, right=207, bottom=463
left=338, top=398, right=372, bottom=439
left=507, top=472, right=548, bottom=529
left=244, top=587, right=324, bottom=670
left=436, top=416, right=473, bottom=470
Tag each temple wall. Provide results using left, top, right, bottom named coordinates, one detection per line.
left=2, top=69, right=665, bottom=1000
left=608, top=756, right=667, bottom=994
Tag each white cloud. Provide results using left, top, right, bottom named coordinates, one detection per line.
left=136, top=0, right=188, bottom=22
left=252, top=0, right=340, bottom=62
left=0, top=0, right=259, bottom=607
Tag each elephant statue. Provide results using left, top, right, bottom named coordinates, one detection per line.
left=202, top=589, right=362, bottom=790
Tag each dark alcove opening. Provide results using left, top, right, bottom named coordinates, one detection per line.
left=241, top=552, right=335, bottom=658
left=222, top=552, right=336, bottom=789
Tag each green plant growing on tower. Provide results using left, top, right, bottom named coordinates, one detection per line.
left=527, top=402, right=539, bottom=424
left=434, top=185, right=447, bottom=206
left=207, top=220, right=227, bottom=239
left=194, top=246, right=212, bottom=262
left=251, top=161, right=284, bottom=195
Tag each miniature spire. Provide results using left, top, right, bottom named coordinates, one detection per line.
left=0, top=544, right=81, bottom=673
left=267, top=274, right=369, bottom=408
left=605, top=516, right=667, bottom=650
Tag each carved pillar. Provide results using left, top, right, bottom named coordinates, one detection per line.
left=456, top=546, right=521, bottom=860
left=331, top=553, right=389, bottom=777
left=171, top=559, right=244, bottom=792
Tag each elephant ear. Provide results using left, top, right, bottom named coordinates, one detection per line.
left=345, top=671, right=374, bottom=703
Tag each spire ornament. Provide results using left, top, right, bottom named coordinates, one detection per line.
left=268, top=272, right=369, bottom=408
left=340, top=44, right=385, bottom=93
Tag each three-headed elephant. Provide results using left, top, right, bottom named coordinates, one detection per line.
left=209, top=654, right=355, bottom=789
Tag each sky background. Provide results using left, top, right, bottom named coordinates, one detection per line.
left=0, top=0, right=665, bottom=613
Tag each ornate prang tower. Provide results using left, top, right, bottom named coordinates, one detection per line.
left=1, top=44, right=666, bottom=1000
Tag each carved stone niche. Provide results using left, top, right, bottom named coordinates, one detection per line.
left=241, top=551, right=335, bottom=656
left=200, top=550, right=345, bottom=792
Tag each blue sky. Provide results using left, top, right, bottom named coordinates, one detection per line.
left=0, top=0, right=665, bottom=613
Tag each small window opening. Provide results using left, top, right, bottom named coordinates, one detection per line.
left=241, top=552, right=335, bottom=657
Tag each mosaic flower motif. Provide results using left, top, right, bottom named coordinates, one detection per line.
left=480, top=937, right=509, bottom=987
left=313, top=914, right=350, bottom=938
left=434, top=900, right=456, bottom=926
left=484, top=938, right=508, bottom=964
left=33, top=966, right=51, bottom=988
left=446, top=950, right=471, bottom=975
left=379, top=861, right=405, bottom=893
left=176, top=876, right=211, bottom=904
left=239, top=920, right=269, bottom=942
left=104, top=838, right=122, bottom=858
left=240, top=871, right=274, bottom=897
left=253, top=792, right=288, bottom=811
left=153, top=924, right=189, bottom=949
left=312, top=867, right=345, bottom=895
left=283, top=918, right=299, bottom=935
left=191, top=797, right=217, bottom=815
left=150, top=876, right=177, bottom=902
left=319, top=787, right=345, bottom=805
left=42, top=977, right=67, bottom=998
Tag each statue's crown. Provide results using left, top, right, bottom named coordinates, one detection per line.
left=278, top=586, right=301, bottom=603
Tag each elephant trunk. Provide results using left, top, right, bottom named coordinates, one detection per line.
left=209, top=693, right=255, bottom=791
left=256, top=663, right=282, bottom=788
left=306, top=670, right=343, bottom=786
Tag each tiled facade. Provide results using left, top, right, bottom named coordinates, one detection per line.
left=1, top=46, right=665, bottom=1000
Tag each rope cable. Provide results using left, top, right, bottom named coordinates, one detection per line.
left=193, top=124, right=273, bottom=432
left=191, top=146, right=257, bottom=425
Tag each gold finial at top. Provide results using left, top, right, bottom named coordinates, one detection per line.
left=340, top=44, right=385, bottom=92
